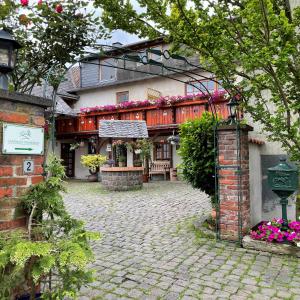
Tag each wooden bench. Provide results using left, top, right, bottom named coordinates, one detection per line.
left=149, top=161, right=170, bottom=180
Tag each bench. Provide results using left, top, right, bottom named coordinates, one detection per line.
left=149, top=161, right=170, bottom=180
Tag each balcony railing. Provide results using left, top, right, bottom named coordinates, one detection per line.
left=56, top=97, right=229, bottom=136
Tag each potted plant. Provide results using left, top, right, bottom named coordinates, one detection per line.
left=118, top=155, right=127, bottom=167
left=80, top=154, right=107, bottom=182
left=136, top=139, right=152, bottom=182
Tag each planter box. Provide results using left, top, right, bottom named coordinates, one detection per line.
left=243, top=235, right=300, bottom=257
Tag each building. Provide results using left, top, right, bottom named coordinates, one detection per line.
left=50, top=38, right=294, bottom=225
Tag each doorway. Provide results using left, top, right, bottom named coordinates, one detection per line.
left=61, top=143, right=75, bottom=177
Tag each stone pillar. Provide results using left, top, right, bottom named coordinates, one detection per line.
left=217, top=124, right=253, bottom=241
left=0, top=90, right=51, bottom=230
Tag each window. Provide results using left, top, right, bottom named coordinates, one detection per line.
left=186, top=79, right=224, bottom=95
left=147, top=88, right=162, bottom=101
left=116, top=91, right=129, bottom=103
left=154, top=143, right=171, bottom=160
left=100, top=58, right=116, bottom=82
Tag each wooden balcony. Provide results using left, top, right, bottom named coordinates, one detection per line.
left=56, top=98, right=229, bottom=138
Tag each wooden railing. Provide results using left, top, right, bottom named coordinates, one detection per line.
left=56, top=99, right=229, bottom=135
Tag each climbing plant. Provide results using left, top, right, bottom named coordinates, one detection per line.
left=0, top=0, right=108, bottom=93
left=95, top=0, right=300, bottom=161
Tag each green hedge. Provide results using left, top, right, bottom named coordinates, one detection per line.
left=178, top=112, right=217, bottom=207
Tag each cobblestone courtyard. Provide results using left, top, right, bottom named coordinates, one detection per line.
left=64, top=181, right=300, bottom=300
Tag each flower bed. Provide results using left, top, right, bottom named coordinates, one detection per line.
left=250, top=219, right=300, bottom=247
left=80, top=91, right=227, bottom=113
left=242, top=218, right=300, bottom=257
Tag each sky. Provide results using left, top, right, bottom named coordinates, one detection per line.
left=86, top=0, right=142, bottom=46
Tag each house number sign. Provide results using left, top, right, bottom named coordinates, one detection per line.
left=2, top=123, right=44, bottom=155
left=23, top=160, right=34, bottom=174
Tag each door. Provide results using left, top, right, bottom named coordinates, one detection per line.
left=61, top=143, right=75, bottom=177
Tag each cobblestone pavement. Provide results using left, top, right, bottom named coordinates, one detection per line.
left=64, top=181, right=300, bottom=300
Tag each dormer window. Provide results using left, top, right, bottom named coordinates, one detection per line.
left=100, top=58, right=117, bottom=82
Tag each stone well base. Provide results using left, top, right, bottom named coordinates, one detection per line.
left=243, top=235, right=300, bottom=257
left=101, top=167, right=143, bottom=191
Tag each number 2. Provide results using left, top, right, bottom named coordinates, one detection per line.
left=27, top=161, right=32, bottom=172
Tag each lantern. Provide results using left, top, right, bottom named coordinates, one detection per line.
left=0, top=30, right=22, bottom=90
left=226, top=97, right=239, bottom=125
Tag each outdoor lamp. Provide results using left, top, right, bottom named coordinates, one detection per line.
left=167, top=131, right=180, bottom=145
left=0, top=29, right=21, bottom=90
left=226, top=97, right=239, bottom=125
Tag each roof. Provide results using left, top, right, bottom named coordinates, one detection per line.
left=31, top=66, right=80, bottom=116
left=99, top=120, right=148, bottom=138
left=84, top=37, right=165, bottom=62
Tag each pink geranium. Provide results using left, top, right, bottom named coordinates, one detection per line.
left=250, top=218, right=300, bottom=246
left=79, top=90, right=228, bottom=114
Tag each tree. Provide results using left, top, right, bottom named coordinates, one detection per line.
left=95, top=0, right=300, bottom=161
left=178, top=113, right=217, bottom=207
left=0, top=0, right=107, bottom=93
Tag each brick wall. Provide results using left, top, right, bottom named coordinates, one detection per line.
left=0, top=91, right=51, bottom=230
left=217, top=124, right=253, bottom=241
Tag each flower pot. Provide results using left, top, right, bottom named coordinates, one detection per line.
left=87, top=173, right=98, bottom=182
left=143, top=174, right=149, bottom=183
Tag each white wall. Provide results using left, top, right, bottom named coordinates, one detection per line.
left=74, top=72, right=212, bottom=111
left=74, top=145, right=90, bottom=179
left=249, top=144, right=262, bottom=226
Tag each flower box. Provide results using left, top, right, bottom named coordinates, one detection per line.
left=242, top=219, right=300, bottom=257
left=243, top=235, right=300, bottom=257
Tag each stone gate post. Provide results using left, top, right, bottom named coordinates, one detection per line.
left=217, top=124, right=253, bottom=241
left=0, top=90, right=51, bottom=230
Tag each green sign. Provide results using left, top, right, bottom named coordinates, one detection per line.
left=2, top=123, right=44, bottom=155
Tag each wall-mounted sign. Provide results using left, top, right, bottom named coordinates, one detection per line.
left=2, top=123, right=44, bottom=155
left=106, top=144, right=112, bottom=152
left=23, top=159, right=34, bottom=174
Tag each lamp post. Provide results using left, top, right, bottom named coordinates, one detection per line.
left=226, top=97, right=239, bottom=124
left=0, top=29, right=22, bottom=90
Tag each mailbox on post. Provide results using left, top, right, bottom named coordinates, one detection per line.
left=268, top=157, right=298, bottom=226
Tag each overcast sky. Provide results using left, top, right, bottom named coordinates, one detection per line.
left=87, top=0, right=141, bottom=46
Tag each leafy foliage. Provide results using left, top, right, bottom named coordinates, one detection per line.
left=95, top=0, right=300, bottom=161
left=178, top=113, right=217, bottom=206
left=0, top=0, right=107, bottom=93
left=80, top=154, right=107, bottom=173
left=0, top=155, right=100, bottom=299
left=136, top=139, right=153, bottom=175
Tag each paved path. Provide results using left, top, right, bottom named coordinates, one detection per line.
left=64, top=181, right=300, bottom=300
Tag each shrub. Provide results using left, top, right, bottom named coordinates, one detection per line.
left=178, top=112, right=217, bottom=207
left=0, top=155, right=100, bottom=299
left=80, top=154, right=107, bottom=174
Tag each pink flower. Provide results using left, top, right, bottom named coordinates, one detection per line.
left=37, top=0, right=42, bottom=5
left=20, top=0, right=29, bottom=6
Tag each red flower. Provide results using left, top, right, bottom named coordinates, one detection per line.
left=20, top=0, right=29, bottom=6
left=55, top=4, right=63, bottom=13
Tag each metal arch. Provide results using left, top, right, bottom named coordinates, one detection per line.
left=42, top=43, right=238, bottom=243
